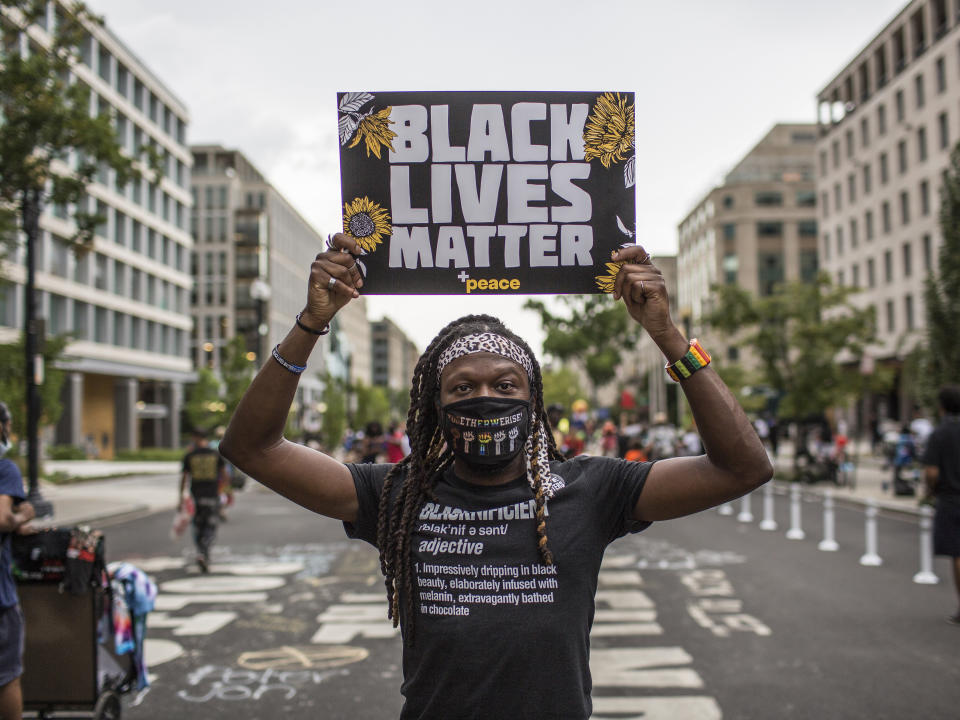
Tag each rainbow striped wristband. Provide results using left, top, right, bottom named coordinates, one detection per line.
left=665, top=339, right=711, bottom=382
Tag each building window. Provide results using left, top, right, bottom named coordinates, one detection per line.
left=757, top=252, right=784, bottom=296
left=923, top=233, right=933, bottom=271
left=837, top=269, right=845, bottom=287
left=895, top=89, right=905, bottom=121
left=876, top=47, right=888, bottom=88
left=723, top=223, right=735, bottom=240
left=900, top=191, right=910, bottom=225
left=800, top=249, right=818, bottom=283
left=865, top=210, right=874, bottom=240
left=755, top=191, right=783, bottom=206
left=95, top=307, right=109, bottom=344
left=938, top=112, right=950, bottom=149
left=894, top=27, right=906, bottom=72
left=723, top=195, right=734, bottom=209
left=796, top=190, right=816, bottom=207
left=886, top=300, right=896, bottom=332
left=898, top=140, right=908, bottom=174
left=852, top=263, right=861, bottom=287
left=832, top=140, right=840, bottom=169
left=884, top=249, right=893, bottom=282
left=798, top=220, right=817, bottom=237
left=834, top=183, right=842, bottom=211
left=880, top=152, right=889, bottom=184
left=845, top=129, right=854, bottom=158
left=934, top=0, right=949, bottom=39
left=722, top=252, right=738, bottom=285
left=850, top=218, right=859, bottom=248
left=823, top=232, right=831, bottom=261
left=917, top=126, right=928, bottom=162
left=848, top=173, right=856, bottom=204
left=915, top=73, right=926, bottom=108
left=903, top=241, right=912, bottom=277
left=863, top=163, right=872, bottom=195
left=882, top=201, right=891, bottom=233
left=877, top=103, right=887, bottom=135
left=821, top=191, right=829, bottom=217
left=757, top=222, right=783, bottom=237
left=912, top=8, right=927, bottom=57
left=819, top=150, right=827, bottom=177
left=861, top=116, right=870, bottom=147
left=867, top=257, right=876, bottom=288
left=936, top=56, right=947, bottom=92
left=920, top=180, right=930, bottom=216
left=905, top=294, right=915, bottom=330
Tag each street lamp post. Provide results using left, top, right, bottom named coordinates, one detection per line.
left=249, top=278, right=271, bottom=368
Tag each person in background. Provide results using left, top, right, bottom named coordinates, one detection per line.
left=385, top=423, right=410, bottom=464
left=0, top=401, right=35, bottom=720
left=179, top=428, right=228, bottom=573
left=922, top=385, right=960, bottom=626
left=680, top=425, right=703, bottom=457
left=600, top=421, right=619, bottom=457
left=892, top=425, right=917, bottom=497
left=359, top=421, right=385, bottom=463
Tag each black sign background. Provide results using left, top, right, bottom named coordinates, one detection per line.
left=337, top=91, right=635, bottom=295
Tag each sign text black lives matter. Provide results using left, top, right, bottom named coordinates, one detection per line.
left=337, top=91, right=635, bottom=295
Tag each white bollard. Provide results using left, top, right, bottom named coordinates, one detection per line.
left=818, top=488, right=839, bottom=552
left=759, top=483, right=778, bottom=531
left=786, top=484, right=805, bottom=540
left=859, top=499, right=883, bottom=566
left=912, top=505, right=939, bottom=584
left=718, top=502, right=734, bottom=516
left=737, top=492, right=754, bottom=523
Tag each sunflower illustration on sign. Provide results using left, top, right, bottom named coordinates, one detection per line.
left=343, top=197, right=392, bottom=253
left=338, top=92, right=398, bottom=159
left=583, top=92, right=636, bottom=188
left=594, top=261, right=624, bottom=293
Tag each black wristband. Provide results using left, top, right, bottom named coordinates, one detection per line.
left=296, top=312, right=330, bottom=335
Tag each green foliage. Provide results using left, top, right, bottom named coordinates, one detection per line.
left=0, top=333, right=68, bottom=431
left=524, top=296, right=638, bottom=393
left=353, top=381, right=391, bottom=429
left=389, top=386, right=410, bottom=422
left=704, top=273, right=878, bottom=420
left=0, top=1, right=138, bottom=259
left=114, top=447, right=185, bottom=461
left=321, top=376, right=348, bottom=450
left=47, top=443, right=86, bottom=460
left=185, top=367, right=225, bottom=431
left=220, top=336, right=255, bottom=421
left=541, top=366, right=585, bottom=411
left=913, top=141, right=960, bottom=408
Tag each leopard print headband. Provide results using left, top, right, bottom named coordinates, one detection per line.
left=436, top=332, right=534, bottom=380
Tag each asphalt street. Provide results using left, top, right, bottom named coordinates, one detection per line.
left=36, top=484, right=958, bottom=720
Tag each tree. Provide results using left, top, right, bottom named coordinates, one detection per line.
left=220, top=336, right=255, bottom=421
left=321, top=375, right=348, bottom=451
left=524, top=296, right=638, bottom=401
left=185, top=367, right=225, bottom=431
left=913, top=141, right=960, bottom=406
left=1, top=1, right=146, bottom=503
left=0, top=332, right=68, bottom=434
left=541, top=366, right=585, bottom=412
left=353, top=381, right=391, bottom=430
left=704, top=273, right=879, bottom=425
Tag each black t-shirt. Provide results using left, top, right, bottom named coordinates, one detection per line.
left=345, top=455, right=653, bottom=720
left=182, top=446, right=224, bottom=500
left=923, top=416, right=960, bottom=503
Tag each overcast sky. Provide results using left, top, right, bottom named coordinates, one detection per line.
left=86, top=0, right=908, bottom=355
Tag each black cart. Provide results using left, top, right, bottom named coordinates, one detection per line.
left=13, top=527, right=138, bottom=719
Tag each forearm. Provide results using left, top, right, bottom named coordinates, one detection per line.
left=220, top=318, right=325, bottom=465
left=652, top=327, right=772, bottom=483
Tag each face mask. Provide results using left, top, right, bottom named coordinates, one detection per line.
left=441, top=397, right=530, bottom=467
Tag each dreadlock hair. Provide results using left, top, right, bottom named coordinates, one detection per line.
left=375, top=314, right=566, bottom=639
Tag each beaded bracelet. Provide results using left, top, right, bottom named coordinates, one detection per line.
left=665, top=338, right=711, bottom=382
left=295, top=311, right=330, bottom=335
left=271, top=345, right=307, bottom=375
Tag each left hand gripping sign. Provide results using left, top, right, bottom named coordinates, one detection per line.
left=337, top=91, right=636, bottom=295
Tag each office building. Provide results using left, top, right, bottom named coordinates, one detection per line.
left=815, top=0, right=959, bottom=421
left=678, top=124, right=819, bottom=365
left=371, top=317, right=419, bottom=396
left=0, top=4, right=194, bottom=456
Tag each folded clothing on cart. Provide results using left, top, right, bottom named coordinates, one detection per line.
left=107, top=561, right=157, bottom=690
left=11, top=526, right=105, bottom=594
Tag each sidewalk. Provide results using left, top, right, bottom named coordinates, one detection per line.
left=771, top=440, right=924, bottom=516
left=32, top=461, right=182, bottom=528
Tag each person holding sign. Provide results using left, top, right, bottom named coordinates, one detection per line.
left=221, top=233, right=772, bottom=720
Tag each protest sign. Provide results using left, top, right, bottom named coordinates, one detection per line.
left=337, top=91, right=635, bottom=295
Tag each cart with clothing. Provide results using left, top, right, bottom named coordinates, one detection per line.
left=11, top=527, right=155, bottom=719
